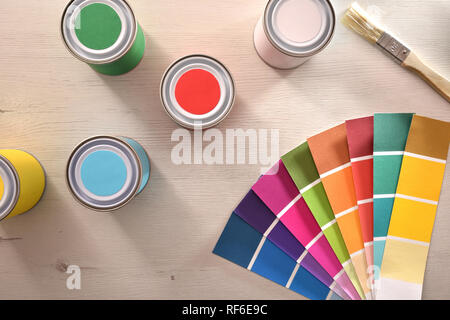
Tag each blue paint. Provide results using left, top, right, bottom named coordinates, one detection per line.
left=251, top=239, right=296, bottom=286
left=213, top=213, right=330, bottom=300
left=81, top=150, right=127, bottom=196
left=373, top=240, right=386, bottom=281
left=329, top=292, right=343, bottom=300
left=213, top=214, right=262, bottom=268
left=124, top=138, right=150, bottom=193
left=290, top=264, right=332, bottom=300
left=374, top=197, right=395, bottom=237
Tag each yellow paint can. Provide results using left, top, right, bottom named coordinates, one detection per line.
left=0, top=150, right=46, bottom=221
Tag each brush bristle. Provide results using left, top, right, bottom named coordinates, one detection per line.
left=342, top=2, right=384, bottom=44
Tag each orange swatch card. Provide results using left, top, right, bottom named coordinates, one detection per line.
left=308, top=123, right=372, bottom=298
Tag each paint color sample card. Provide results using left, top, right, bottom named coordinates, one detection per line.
left=234, top=189, right=350, bottom=299
left=282, top=142, right=365, bottom=299
left=346, top=116, right=374, bottom=292
left=378, top=115, right=450, bottom=300
left=308, top=124, right=372, bottom=299
left=252, top=160, right=360, bottom=300
left=372, top=113, right=413, bottom=293
left=213, top=213, right=342, bottom=300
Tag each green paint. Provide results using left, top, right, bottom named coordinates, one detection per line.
left=373, top=113, right=414, bottom=283
left=89, top=24, right=146, bottom=76
left=323, top=224, right=350, bottom=263
left=75, top=3, right=122, bottom=50
left=373, top=155, right=403, bottom=194
left=282, top=143, right=365, bottom=299
left=374, top=198, right=395, bottom=237
left=281, top=142, right=319, bottom=188
left=373, top=113, right=413, bottom=151
left=302, top=185, right=351, bottom=264
left=282, top=143, right=350, bottom=262
left=302, top=184, right=335, bottom=227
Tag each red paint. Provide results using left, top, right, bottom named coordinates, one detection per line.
left=175, top=69, right=221, bottom=115
left=358, top=202, right=374, bottom=242
left=352, top=160, right=373, bottom=199
left=345, top=116, right=374, bottom=158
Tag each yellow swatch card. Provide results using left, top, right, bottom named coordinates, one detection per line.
left=378, top=115, right=450, bottom=300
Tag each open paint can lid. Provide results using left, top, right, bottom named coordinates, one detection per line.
left=66, top=136, right=142, bottom=211
left=160, top=55, right=235, bottom=129
left=0, top=156, right=19, bottom=220
left=61, top=0, right=137, bottom=64
left=264, top=0, right=335, bottom=57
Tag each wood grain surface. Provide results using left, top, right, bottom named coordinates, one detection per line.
left=0, top=0, right=449, bottom=299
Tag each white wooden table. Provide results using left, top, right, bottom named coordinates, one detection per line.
left=0, top=0, right=449, bottom=299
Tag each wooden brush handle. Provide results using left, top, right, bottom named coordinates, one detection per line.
left=402, top=52, right=450, bottom=103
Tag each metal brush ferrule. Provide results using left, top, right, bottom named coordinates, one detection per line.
left=376, top=32, right=411, bottom=64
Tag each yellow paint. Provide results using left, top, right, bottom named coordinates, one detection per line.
left=0, top=174, right=4, bottom=200
left=396, top=155, right=446, bottom=201
left=388, top=197, right=437, bottom=243
left=343, top=261, right=366, bottom=300
left=0, top=149, right=45, bottom=219
left=351, top=250, right=372, bottom=297
left=380, top=238, right=429, bottom=284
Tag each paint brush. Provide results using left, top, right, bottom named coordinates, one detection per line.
left=342, top=2, right=450, bottom=102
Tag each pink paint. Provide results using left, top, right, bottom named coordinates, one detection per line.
left=281, top=199, right=321, bottom=244
left=306, top=236, right=342, bottom=277
left=253, top=0, right=335, bottom=69
left=252, top=160, right=361, bottom=299
left=335, top=270, right=362, bottom=300
left=332, top=282, right=353, bottom=301
left=254, top=16, right=309, bottom=70
left=308, top=236, right=360, bottom=300
left=274, top=0, right=323, bottom=43
left=252, top=160, right=299, bottom=214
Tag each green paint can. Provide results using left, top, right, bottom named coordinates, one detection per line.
left=61, top=0, right=145, bottom=75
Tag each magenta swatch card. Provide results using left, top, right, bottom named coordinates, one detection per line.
left=252, top=160, right=360, bottom=300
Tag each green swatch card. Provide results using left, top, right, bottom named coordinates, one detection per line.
left=373, top=113, right=413, bottom=293
left=282, top=142, right=365, bottom=299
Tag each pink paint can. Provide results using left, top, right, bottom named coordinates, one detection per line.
left=254, top=0, right=335, bottom=69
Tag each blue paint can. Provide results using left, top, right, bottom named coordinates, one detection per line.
left=66, top=136, right=150, bottom=211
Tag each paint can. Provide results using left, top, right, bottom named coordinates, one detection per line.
left=61, top=0, right=146, bottom=75
left=254, top=0, right=335, bottom=69
left=160, top=55, right=235, bottom=130
left=0, top=150, right=46, bottom=221
left=66, top=136, right=150, bottom=211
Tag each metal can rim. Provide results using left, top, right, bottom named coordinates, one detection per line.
left=262, top=0, right=336, bottom=58
left=60, top=0, right=139, bottom=65
left=66, top=135, right=143, bottom=212
left=160, top=54, right=236, bottom=130
left=0, top=154, right=20, bottom=221
left=121, top=135, right=152, bottom=192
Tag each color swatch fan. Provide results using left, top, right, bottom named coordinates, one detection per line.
left=214, top=113, right=449, bottom=300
